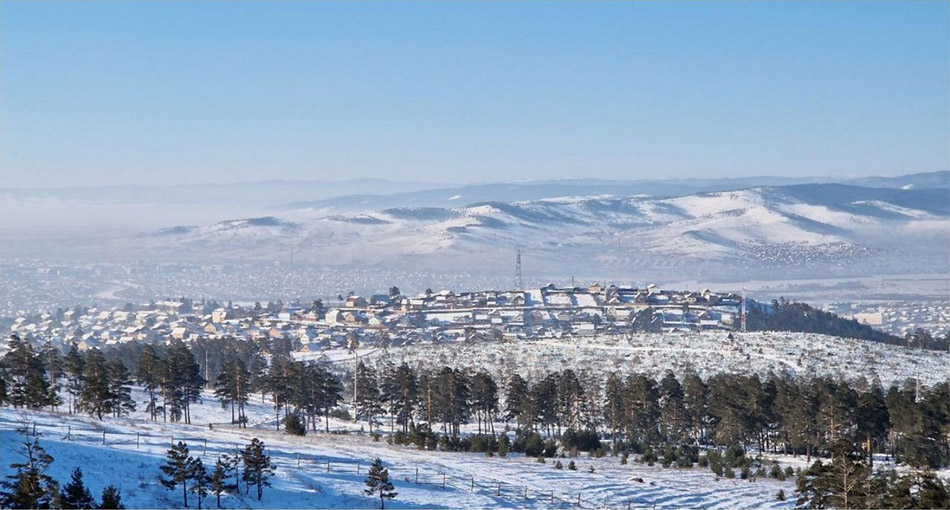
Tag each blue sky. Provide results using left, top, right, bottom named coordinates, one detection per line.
left=2, top=1, right=947, bottom=187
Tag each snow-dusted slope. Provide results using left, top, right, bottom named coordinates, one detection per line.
left=120, top=184, right=949, bottom=280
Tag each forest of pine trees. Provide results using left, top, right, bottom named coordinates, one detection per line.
left=2, top=333, right=949, bottom=508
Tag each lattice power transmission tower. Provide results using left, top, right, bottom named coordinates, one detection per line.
left=515, top=250, right=524, bottom=290
left=740, top=287, right=747, bottom=333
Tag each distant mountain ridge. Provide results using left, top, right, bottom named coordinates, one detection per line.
left=127, top=181, right=949, bottom=282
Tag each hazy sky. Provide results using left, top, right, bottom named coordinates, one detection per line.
left=2, top=1, right=948, bottom=188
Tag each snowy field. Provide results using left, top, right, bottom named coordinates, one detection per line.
left=299, top=331, right=950, bottom=389
left=1, top=386, right=799, bottom=510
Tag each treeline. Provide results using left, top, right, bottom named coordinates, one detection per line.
left=0, top=336, right=205, bottom=424
left=3, top=334, right=949, bottom=472
left=343, top=363, right=950, bottom=469
left=748, top=298, right=950, bottom=350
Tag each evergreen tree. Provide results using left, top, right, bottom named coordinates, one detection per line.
left=470, top=371, right=498, bottom=436
left=0, top=436, right=60, bottom=509
left=208, top=458, right=236, bottom=509
left=159, top=441, right=193, bottom=507
left=168, top=345, right=205, bottom=424
left=241, top=438, right=274, bottom=501
left=64, top=343, right=85, bottom=415
left=3, top=335, right=50, bottom=409
left=78, top=349, right=111, bottom=420
left=40, top=341, right=64, bottom=412
left=603, top=372, right=625, bottom=447
left=107, top=358, right=136, bottom=417
left=363, top=458, right=397, bottom=509
left=190, top=458, right=209, bottom=510
left=354, top=362, right=382, bottom=429
left=214, top=358, right=251, bottom=427
left=98, top=485, right=124, bottom=510
left=137, top=345, right=164, bottom=421
left=504, top=373, right=531, bottom=430
left=59, top=468, right=95, bottom=509
left=855, top=386, right=889, bottom=469
left=262, top=355, right=295, bottom=431
left=658, top=371, right=688, bottom=443
left=796, top=460, right=834, bottom=509
left=312, top=365, right=343, bottom=433
left=389, top=363, right=418, bottom=434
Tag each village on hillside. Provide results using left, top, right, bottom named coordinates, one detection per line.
left=6, top=285, right=745, bottom=353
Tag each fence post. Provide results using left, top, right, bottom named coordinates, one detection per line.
left=551, top=491, right=555, bottom=503
left=524, top=486, right=528, bottom=500
left=32, top=422, right=36, bottom=437
left=326, top=461, right=330, bottom=472
left=496, top=482, right=501, bottom=496
left=102, top=430, right=106, bottom=445
left=204, top=439, right=207, bottom=455
left=357, top=462, right=360, bottom=474
left=577, top=493, right=581, bottom=507
left=136, top=432, right=140, bottom=449
left=415, top=467, right=418, bottom=484
left=296, top=453, right=300, bottom=468
left=66, top=426, right=71, bottom=440
left=442, top=474, right=446, bottom=490
left=471, top=476, right=474, bottom=492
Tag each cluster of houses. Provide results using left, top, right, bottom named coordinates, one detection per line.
left=5, top=285, right=744, bottom=353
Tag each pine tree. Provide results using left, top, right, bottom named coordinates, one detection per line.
left=504, top=373, right=532, bottom=430
left=312, top=365, right=343, bottom=433
left=40, top=341, right=64, bottom=412
left=59, top=468, right=95, bottom=509
left=603, top=372, right=625, bottom=447
left=0, top=436, right=60, bottom=509
left=354, top=362, right=382, bottom=430
left=107, top=358, right=136, bottom=417
left=168, top=345, right=205, bottom=425
left=262, top=355, right=295, bottom=431
left=3, top=335, right=50, bottom=409
left=795, top=460, right=833, bottom=509
left=98, top=485, right=124, bottom=510
left=208, top=458, right=236, bottom=509
left=159, top=441, right=193, bottom=507
left=78, top=349, right=111, bottom=420
left=241, top=438, right=274, bottom=501
left=471, top=371, right=498, bottom=436
left=137, top=344, right=164, bottom=421
left=363, top=458, right=397, bottom=509
left=214, top=358, right=251, bottom=427
left=190, top=457, right=209, bottom=510
left=64, top=344, right=85, bottom=415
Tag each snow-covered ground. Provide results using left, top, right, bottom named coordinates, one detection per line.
left=2, top=385, right=798, bottom=510
left=299, top=331, right=950, bottom=389
left=4, top=331, right=949, bottom=508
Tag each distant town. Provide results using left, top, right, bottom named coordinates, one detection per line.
left=6, top=285, right=749, bottom=353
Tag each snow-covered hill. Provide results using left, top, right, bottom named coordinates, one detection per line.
left=122, top=184, right=949, bottom=281
left=1, top=390, right=798, bottom=510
